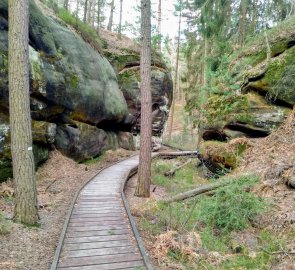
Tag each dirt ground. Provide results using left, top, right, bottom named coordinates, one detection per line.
left=0, top=149, right=134, bottom=270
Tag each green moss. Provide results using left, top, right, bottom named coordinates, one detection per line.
left=262, top=46, right=295, bottom=105
left=205, top=93, right=251, bottom=126
left=105, top=52, right=140, bottom=72
left=200, top=140, right=248, bottom=169
left=30, top=57, right=46, bottom=92
left=65, top=72, right=80, bottom=89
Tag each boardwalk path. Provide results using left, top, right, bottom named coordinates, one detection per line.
left=51, top=151, right=198, bottom=270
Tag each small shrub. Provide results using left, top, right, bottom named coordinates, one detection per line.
left=196, top=175, right=268, bottom=233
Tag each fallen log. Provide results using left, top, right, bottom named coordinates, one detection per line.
left=163, top=181, right=230, bottom=203
left=164, top=159, right=193, bottom=177
left=160, top=151, right=199, bottom=159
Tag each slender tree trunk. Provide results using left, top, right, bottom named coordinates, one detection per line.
left=238, top=0, right=248, bottom=46
left=135, top=0, right=152, bottom=198
left=97, top=0, right=101, bottom=34
left=157, top=0, right=162, bottom=52
left=168, top=1, right=182, bottom=140
left=8, top=0, right=38, bottom=225
left=118, top=0, right=123, bottom=39
left=203, top=36, right=208, bottom=87
left=91, top=0, right=96, bottom=27
left=87, top=0, right=93, bottom=24
left=75, top=0, right=79, bottom=26
left=290, top=0, right=295, bottom=16
left=107, top=0, right=114, bottom=31
left=64, top=0, right=69, bottom=9
left=83, top=0, right=88, bottom=23
left=251, top=1, right=258, bottom=34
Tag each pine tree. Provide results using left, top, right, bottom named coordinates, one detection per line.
left=135, top=0, right=152, bottom=198
left=8, top=0, right=38, bottom=225
left=118, top=0, right=123, bottom=39
left=107, top=0, right=115, bottom=31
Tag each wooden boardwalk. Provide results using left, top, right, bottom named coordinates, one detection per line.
left=51, top=155, right=153, bottom=270
left=51, top=150, right=198, bottom=270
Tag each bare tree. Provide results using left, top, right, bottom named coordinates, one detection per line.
left=157, top=0, right=162, bottom=52
left=83, top=0, right=89, bottom=23
left=64, top=0, right=69, bottom=9
left=118, top=0, right=123, bottom=39
left=8, top=0, right=38, bottom=225
left=168, top=0, right=182, bottom=140
left=107, top=0, right=115, bottom=31
left=135, top=0, right=152, bottom=198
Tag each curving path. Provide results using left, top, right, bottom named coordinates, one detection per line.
left=51, top=151, right=198, bottom=270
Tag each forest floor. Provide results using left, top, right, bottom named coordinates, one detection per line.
left=125, top=155, right=295, bottom=270
left=0, top=149, right=134, bottom=270
left=124, top=105, right=295, bottom=269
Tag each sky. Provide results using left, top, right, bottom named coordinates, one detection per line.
left=105, top=0, right=179, bottom=39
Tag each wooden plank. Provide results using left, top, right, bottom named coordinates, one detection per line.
left=62, top=245, right=139, bottom=258
left=69, top=221, right=128, bottom=227
left=73, top=206, right=124, bottom=210
left=62, top=240, right=135, bottom=251
left=64, top=234, right=132, bottom=244
left=67, top=225, right=130, bottom=232
left=74, top=204, right=123, bottom=208
left=58, top=253, right=143, bottom=268
left=72, top=211, right=124, bottom=215
left=71, top=213, right=125, bottom=218
left=67, top=228, right=130, bottom=237
left=70, top=217, right=124, bottom=222
left=57, top=260, right=144, bottom=270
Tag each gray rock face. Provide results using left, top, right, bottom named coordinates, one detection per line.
left=55, top=122, right=108, bottom=162
left=120, top=69, right=172, bottom=136
left=0, top=0, right=172, bottom=180
left=0, top=0, right=128, bottom=126
left=99, top=30, right=173, bottom=136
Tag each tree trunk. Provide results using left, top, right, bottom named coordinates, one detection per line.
left=251, top=1, right=257, bottom=34
left=64, top=0, right=69, bottom=10
left=75, top=0, right=79, bottom=26
left=157, top=0, right=162, bottom=52
left=135, top=0, right=152, bottom=198
left=97, top=0, right=101, bottom=34
left=107, top=0, right=115, bottom=31
left=118, top=0, right=123, bottom=39
left=168, top=0, right=182, bottom=141
left=87, top=0, right=93, bottom=24
left=238, top=0, right=248, bottom=46
left=83, top=0, right=89, bottom=23
left=8, top=0, right=38, bottom=225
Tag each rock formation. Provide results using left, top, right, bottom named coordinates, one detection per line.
left=0, top=0, right=173, bottom=181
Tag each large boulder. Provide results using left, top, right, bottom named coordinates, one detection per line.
left=100, top=30, right=173, bottom=136
left=55, top=122, right=108, bottom=162
left=0, top=0, right=128, bottom=126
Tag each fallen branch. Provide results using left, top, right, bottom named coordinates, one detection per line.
left=160, top=151, right=199, bottom=159
left=163, top=181, right=229, bottom=203
left=260, top=247, right=295, bottom=256
left=164, top=159, right=193, bottom=177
